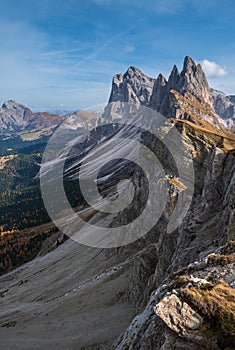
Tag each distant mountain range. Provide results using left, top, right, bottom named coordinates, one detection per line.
left=0, top=100, right=99, bottom=138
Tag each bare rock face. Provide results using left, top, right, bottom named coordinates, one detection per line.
left=167, top=64, right=180, bottom=91
left=154, top=251, right=235, bottom=350
left=149, top=73, right=168, bottom=114
left=107, top=56, right=215, bottom=124
left=0, top=99, right=65, bottom=135
left=2, top=100, right=31, bottom=115
left=112, top=120, right=235, bottom=350
left=211, top=88, right=235, bottom=131
left=175, top=56, right=213, bottom=109
left=155, top=293, right=204, bottom=335
left=106, top=56, right=235, bottom=133
left=115, top=242, right=235, bottom=350
left=162, top=57, right=214, bottom=119
left=108, top=66, right=155, bottom=106
left=0, top=100, right=33, bottom=131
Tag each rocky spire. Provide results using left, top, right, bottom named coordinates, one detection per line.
left=149, top=73, right=167, bottom=112
left=183, top=55, right=196, bottom=72
left=108, top=66, right=155, bottom=105
left=168, top=64, right=180, bottom=90
left=176, top=56, right=214, bottom=109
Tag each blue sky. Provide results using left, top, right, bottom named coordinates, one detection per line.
left=0, top=0, right=234, bottom=110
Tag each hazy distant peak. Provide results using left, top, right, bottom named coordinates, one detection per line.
left=2, top=99, right=29, bottom=111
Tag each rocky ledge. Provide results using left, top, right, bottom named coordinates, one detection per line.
left=115, top=241, right=235, bottom=350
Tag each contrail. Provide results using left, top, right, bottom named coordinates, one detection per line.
left=76, top=25, right=136, bottom=66
left=41, top=47, right=89, bottom=57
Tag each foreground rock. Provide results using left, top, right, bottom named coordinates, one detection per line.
left=115, top=242, right=235, bottom=350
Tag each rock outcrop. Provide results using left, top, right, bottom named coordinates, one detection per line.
left=108, top=66, right=155, bottom=106
left=115, top=242, right=235, bottom=350
left=155, top=242, right=235, bottom=350
left=112, top=111, right=235, bottom=349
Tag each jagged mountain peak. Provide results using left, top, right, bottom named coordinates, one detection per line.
left=168, top=64, right=180, bottom=89
left=182, top=56, right=206, bottom=78
left=182, top=55, right=197, bottom=71
left=0, top=100, right=33, bottom=131
left=156, top=73, right=167, bottom=84
left=175, top=56, right=213, bottom=109
left=107, top=56, right=217, bottom=124
left=172, top=64, right=179, bottom=73
left=108, top=65, right=155, bottom=105
left=125, top=66, right=145, bottom=76
left=2, top=99, right=29, bottom=111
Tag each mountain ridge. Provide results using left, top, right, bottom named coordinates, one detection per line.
left=106, top=56, right=234, bottom=132
left=108, top=56, right=213, bottom=111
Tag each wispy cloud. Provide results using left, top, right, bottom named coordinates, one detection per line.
left=0, top=19, right=136, bottom=109
left=123, top=44, right=135, bottom=53
left=0, top=21, right=98, bottom=108
left=93, top=0, right=111, bottom=4
left=75, top=25, right=136, bottom=66
left=41, top=48, right=87, bottom=57
left=201, top=59, right=228, bottom=78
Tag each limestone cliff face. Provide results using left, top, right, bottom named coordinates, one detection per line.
left=115, top=241, right=235, bottom=350
left=108, top=66, right=155, bottom=106
left=108, top=102, right=235, bottom=348
left=107, top=56, right=215, bottom=123
left=105, top=58, right=235, bottom=350
left=108, top=115, right=235, bottom=349
left=174, top=56, right=213, bottom=109
left=106, top=56, right=235, bottom=134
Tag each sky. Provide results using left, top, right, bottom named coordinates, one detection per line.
left=0, top=0, right=234, bottom=111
